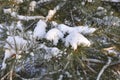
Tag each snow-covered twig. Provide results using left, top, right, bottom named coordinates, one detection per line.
left=11, top=12, right=45, bottom=21
left=46, top=1, right=66, bottom=21
left=101, top=0, right=120, bottom=2
left=96, top=57, right=112, bottom=80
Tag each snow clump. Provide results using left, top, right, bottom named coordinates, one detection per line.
left=45, top=28, right=64, bottom=45
left=65, top=32, right=91, bottom=50
left=33, top=20, right=47, bottom=40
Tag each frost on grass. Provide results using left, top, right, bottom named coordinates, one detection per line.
left=33, top=20, right=47, bottom=40
left=65, top=32, right=91, bottom=50
left=45, top=28, right=64, bottom=45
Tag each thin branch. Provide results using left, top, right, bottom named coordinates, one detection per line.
left=1, top=72, right=10, bottom=80
left=24, top=20, right=37, bottom=31
left=96, top=57, right=112, bottom=80
left=82, top=58, right=105, bottom=64
left=86, top=65, right=97, bottom=73
left=63, top=61, right=70, bottom=71
left=70, top=10, right=75, bottom=26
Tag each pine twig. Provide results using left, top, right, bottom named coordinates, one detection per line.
left=96, top=57, right=112, bottom=80
left=1, top=72, right=10, bottom=80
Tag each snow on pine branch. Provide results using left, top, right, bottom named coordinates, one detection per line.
left=10, top=12, right=45, bottom=21
left=33, top=20, right=96, bottom=49
left=1, top=19, right=96, bottom=70
left=1, top=36, right=28, bottom=70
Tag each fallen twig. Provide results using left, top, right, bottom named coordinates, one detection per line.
left=96, top=57, right=112, bottom=80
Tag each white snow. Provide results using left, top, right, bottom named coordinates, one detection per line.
left=72, top=26, right=96, bottom=35
left=97, top=6, right=104, bottom=11
left=1, top=36, right=28, bottom=69
left=51, top=21, right=58, bottom=27
left=45, top=28, right=64, bottom=45
left=33, top=20, right=47, bottom=40
left=39, top=44, right=62, bottom=60
left=44, top=47, right=61, bottom=60
left=46, top=10, right=56, bottom=21
left=14, top=0, right=23, bottom=4
left=57, top=24, right=96, bottom=35
left=65, top=32, right=91, bottom=50
left=3, top=8, right=12, bottom=14
left=11, top=12, right=17, bottom=17
left=6, top=22, right=15, bottom=35
left=17, top=15, right=45, bottom=20
left=4, top=36, right=27, bottom=50
left=87, top=0, right=93, bottom=2
left=29, top=1, right=37, bottom=12
left=102, top=0, right=120, bottom=2
left=1, top=61, right=6, bottom=70
left=1, top=49, right=16, bottom=70
left=16, top=21, right=23, bottom=31
left=57, top=24, right=73, bottom=34
left=10, top=12, right=45, bottom=20
left=0, top=24, right=3, bottom=32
